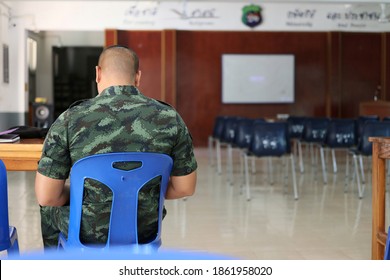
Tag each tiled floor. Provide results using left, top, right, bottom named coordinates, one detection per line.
left=5, top=146, right=390, bottom=259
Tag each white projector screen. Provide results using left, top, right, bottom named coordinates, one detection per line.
left=222, top=54, right=295, bottom=104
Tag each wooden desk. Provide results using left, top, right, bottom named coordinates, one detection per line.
left=360, top=100, right=390, bottom=120
left=0, top=139, right=44, bottom=171
left=370, top=136, right=389, bottom=259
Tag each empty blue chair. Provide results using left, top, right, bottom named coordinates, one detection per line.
left=227, top=118, right=266, bottom=186
left=287, top=116, right=307, bottom=173
left=208, top=116, right=228, bottom=167
left=243, top=122, right=298, bottom=201
left=355, top=115, right=379, bottom=146
left=0, top=159, right=19, bottom=255
left=319, top=118, right=356, bottom=184
left=210, top=115, right=236, bottom=175
left=348, top=121, right=390, bottom=198
left=297, top=117, right=330, bottom=173
left=58, top=152, right=173, bottom=253
left=222, top=116, right=244, bottom=182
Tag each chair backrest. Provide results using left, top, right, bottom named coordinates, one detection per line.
left=233, top=118, right=254, bottom=149
left=248, top=121, right=290, bottom=157
left=0, top=159, right=11, bottom=251
left=382, top=116, right=390, bottom=122
left=287, top=116, right=307, bottom=139
left=359, top=121, right=390, bottom=155
left=233, top=118, right=265, bottom=149
left=212, top=116, right=228, bottom=139
left=356, top=115, right=380, bottom=145
left=65, top=152, right=173, bottom=251
left=325, top=118, right=356, bottom=148
left=221, top=116, right=242, bottom=144
left=302, top=117, right=330, bottom=143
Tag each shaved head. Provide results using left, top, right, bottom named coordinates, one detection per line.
left=96, top=45, right=141, bottom=93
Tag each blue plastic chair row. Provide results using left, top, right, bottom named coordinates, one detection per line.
left=208, top=116, right=297, bottom=200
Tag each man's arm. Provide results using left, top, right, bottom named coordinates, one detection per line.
left=35, top=172, right=69, bottom=206
left=165, top=170, right=197, bottom=199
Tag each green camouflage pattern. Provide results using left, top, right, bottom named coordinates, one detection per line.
left=38, top=85, right=197, bottom=247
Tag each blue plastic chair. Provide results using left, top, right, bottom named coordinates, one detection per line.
left=58, top=152, right=173, bottom=253
left=287, top=116, right=307, bottom=173
left=348, top=121, right=390, bottom=198
left=355, top=115, right=379, bottom=146
left=0, top=159, right=19, bottom=255
left=226, top=118, right=267, bottom=186
left=319, top=118, right=356, bottom=184
left=385, top=226, right=390, bottom=260
left=297, top=117, right=330, bottom=173
left=208, top=115, right=228, bottom=168
left=243, top=122, right=298, bottom=201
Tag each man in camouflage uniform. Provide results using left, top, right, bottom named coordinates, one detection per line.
left=35, top=45, right=197, bottom=248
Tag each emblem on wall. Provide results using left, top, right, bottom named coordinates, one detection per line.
left=241, top=4, right=263, bottom=28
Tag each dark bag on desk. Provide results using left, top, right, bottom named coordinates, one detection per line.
left=8, top=126, right=49, bottom=139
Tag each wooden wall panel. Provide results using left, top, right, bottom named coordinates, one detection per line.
left=384, top=33, right=390, bottom=101
left=176, top=31, right=328, bottom=146
left=107, top=29, right=388, bottom=147
left=105, top=29, right=117, bottom=47
left=162, top=30, right=177, bottom=107
left=117, top=31, right=163, bottom=101
left=339, top=32, right=382, bottom=118
left=327, top=32, right=342, bottom=118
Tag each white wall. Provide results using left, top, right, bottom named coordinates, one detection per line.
left=8, top=1, right=390, bottom=32
left=0, top=4, right=11, bottom=112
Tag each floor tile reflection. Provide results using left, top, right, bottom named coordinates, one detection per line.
left=5, top=147, right=390, bottom=259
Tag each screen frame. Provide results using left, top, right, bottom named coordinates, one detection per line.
left=221, top=54, right=295, bottom=104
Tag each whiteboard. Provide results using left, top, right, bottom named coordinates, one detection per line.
left=222, top=54, right=295, bottom=104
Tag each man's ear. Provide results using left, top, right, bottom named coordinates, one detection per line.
left=135, top=70, right=141, bottom=87
left=95, top=66, right=101, bottom=83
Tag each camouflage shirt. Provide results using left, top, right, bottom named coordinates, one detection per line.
left=38, top=85, right=197, bottom=244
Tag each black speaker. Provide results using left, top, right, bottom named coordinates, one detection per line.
left=32, top=103, right=54, bottom=128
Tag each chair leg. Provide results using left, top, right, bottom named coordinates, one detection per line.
left=353, top=154, right=364, bottom=199
left=239, top=151, right=244, bottom=193
left=251, top=156, right=256, bottom=174
left=290, top=154, right=299, bottom=200
left=227, top=144, right=233, bottom=185
left=216, top=140, right=222, bottom=175
left=283, top=156, right=288, bottom=192
left=244, top=154, right=251, bottom=201
left=320, top=146, right=327, bottom=184
left=298, top=140, right=304, bottom=173
left=310, top=143, right=315, bottom=165
left=331, top=149, right=337, bottom=173
left=208, top=136, right=213, bottom=166
left=344, top=152, right=350, bottom=190
left=359, top=155, right=365, bottom=184
left=268, top=158, right=274, bottom=185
